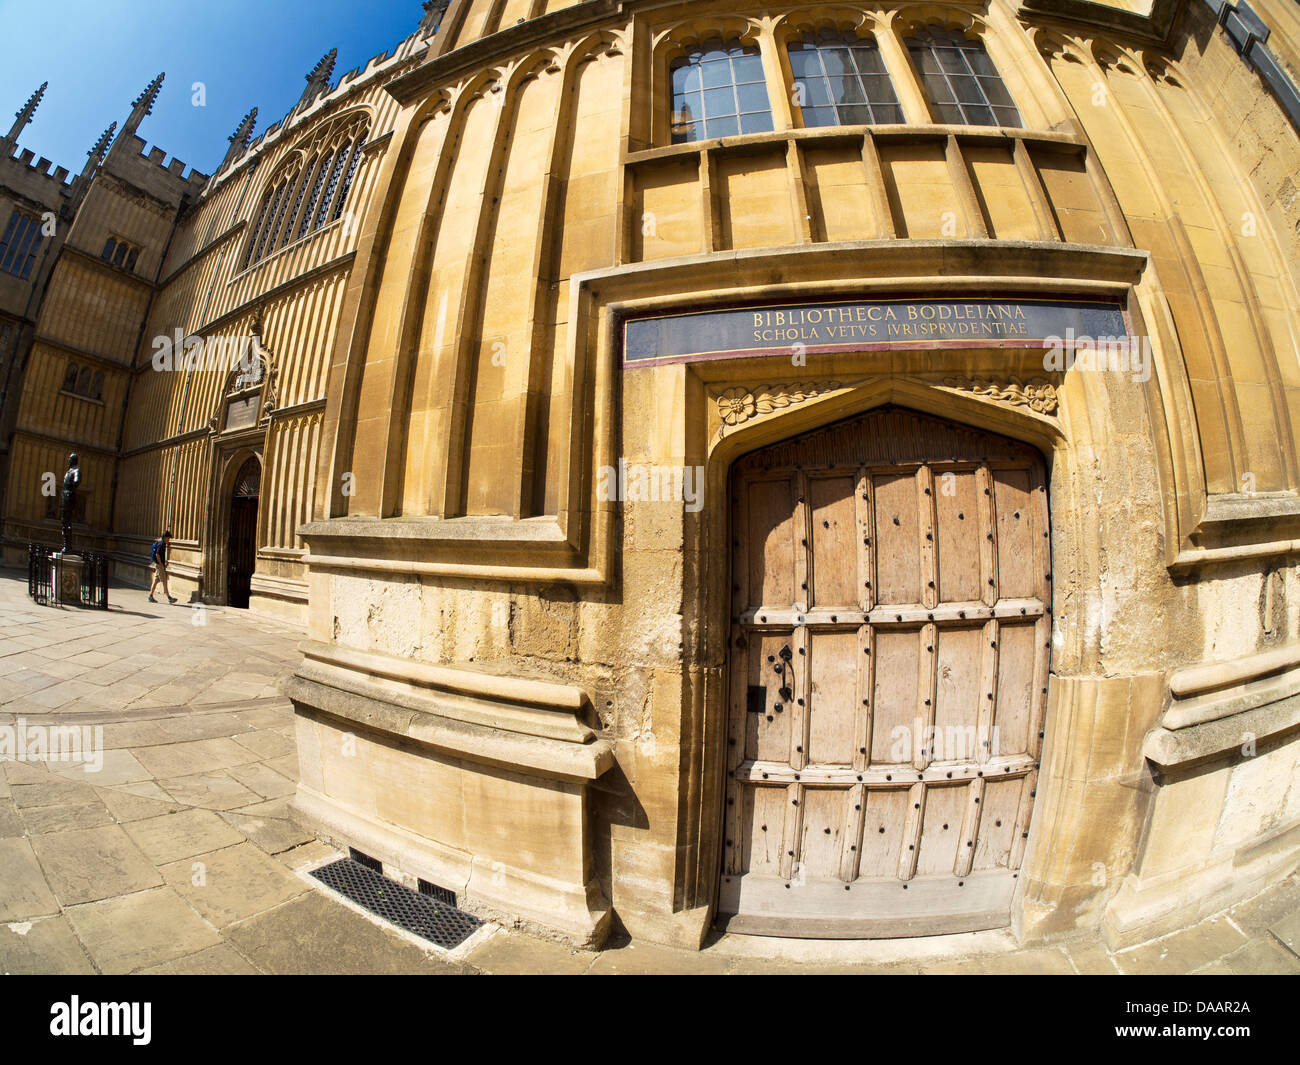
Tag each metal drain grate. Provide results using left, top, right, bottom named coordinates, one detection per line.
left=349, top=847, right=382, bottom=873
left=419, top=879, right=457, bottom=907
left=312, top=858, right=483, bottom=950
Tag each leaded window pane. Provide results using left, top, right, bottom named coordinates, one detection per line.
left=670, top=40, right=772, bottom=143
left=316, top=142, right=351, bottom=230
left=298, top=150, right=334, bottom=240
left=787, top=31, right=902, bottom=128
left=905, top=30, right=1022, bottom=128
left=331, top=139, right=364, bottom=222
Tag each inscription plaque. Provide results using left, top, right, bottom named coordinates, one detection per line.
left=623, top=296, right=1128, bottom=368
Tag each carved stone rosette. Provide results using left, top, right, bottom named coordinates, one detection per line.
left=714, top=382, right=843, bottom=439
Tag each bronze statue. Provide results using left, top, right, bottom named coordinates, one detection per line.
left=60, top=453, right=80, bottom=553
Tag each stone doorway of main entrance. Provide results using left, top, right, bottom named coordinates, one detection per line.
left=226, top=456, right=260, bottom=609
left=719, top=406, right=1051, bottom=939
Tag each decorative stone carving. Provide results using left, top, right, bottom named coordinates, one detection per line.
left=714, top=382, right=842, bottom=438
left=943, top=377, right=1059, bottom=415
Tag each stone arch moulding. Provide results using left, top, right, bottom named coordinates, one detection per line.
left=772, top=6, right=875, bottom=39
left=203, top=445, right=264, bottom=607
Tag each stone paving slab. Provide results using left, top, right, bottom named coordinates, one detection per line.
left=1270, top=908, right=1300, bottom=954
left=46, top=749, right=150, bottom=787
left=219, top=809, right=314, bottom=855
left=0, top=797, right=21, bottom=836
left=2, top=570, right=1299, bottom=976
left=30, top=824, right=163, bottom=906
left=136, top=943, right=262, bottom=975
left=1111, top=915, right=1250, bottom=975
left=222, top=892, right=469, bottom=975
left=0, top=915, right=96, bottom=975
left=0, top=837, right=60, bottom=921
left=131, top=737, right=260, bottom=779
left=19, top=800, right=116, bottom=835
left=63, top=886, right=224, bottom=975
left=156, top=770, right=263, bottom=810
left=11, top=777, right=101, bottom=809
left=160, top=843, right=307, bottom=928
left=121, top=808, right=245, bottom=865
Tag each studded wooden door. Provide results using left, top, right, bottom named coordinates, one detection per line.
left=719, top=407, right=1050, bottom=938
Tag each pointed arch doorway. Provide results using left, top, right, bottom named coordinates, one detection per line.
left=719, top=406, right=1051, bottom=938
left=227, top=456, right=260, bottom=609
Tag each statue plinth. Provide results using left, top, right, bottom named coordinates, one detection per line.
left=50, top=552, right=83, bottom=605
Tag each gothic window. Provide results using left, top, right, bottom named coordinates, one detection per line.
left=242, top=116, right=368, bottom=269
left=248, top=180, right=288, bottom=267
left=905, top=29, right=1021, bottom=128
left=60, top=361, right=104, bottom=401
left=282, top=154, right=316, bottom=243
left=0, top=209, right=44, bottom=280
left=670, top=39, right=773, bottom=144
left=296, top=150, right=334, bottom=240
left=787, top=29, right=904, bottom=127
left=330, top=139, right=363, bottom=222
left=102, top=236, right=141, bottom=273
left=315, top=145, right=348, bottom=228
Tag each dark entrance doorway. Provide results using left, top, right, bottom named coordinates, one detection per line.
left=227, top=457, right=260, bottom=609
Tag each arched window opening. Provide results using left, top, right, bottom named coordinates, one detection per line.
left=331, top=139, right=363, bottom=223
left=60, top=361, right=104, bottom=401
left=241, top=116, right=369, bottom=269
left=670, top=38, right=773, bottom=144
left=905, top=29, right=1021, bottom=128
left=102, top=235, right=143, bottom=273
left=0, top=209, right=45, bottom=280
left=787, top=28, right=904, bottom=127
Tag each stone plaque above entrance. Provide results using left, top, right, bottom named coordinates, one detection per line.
left=623, top=297, right=1128, bottom=368
left=225, top=394, right=260, bottom=431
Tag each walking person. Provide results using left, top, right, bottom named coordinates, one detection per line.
left=148, top=530, right=177, bottom=603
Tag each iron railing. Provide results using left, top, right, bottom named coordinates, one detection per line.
left=27, top=542, right=51, bottom=605
left=80, top=552, right=109, bottom=609
left=26, top=543, right=109, bottom=609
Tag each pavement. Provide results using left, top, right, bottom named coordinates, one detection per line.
left=1, top=569, right=1298, bottom=975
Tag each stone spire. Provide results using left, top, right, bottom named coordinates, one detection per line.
left=219, top=107, right=258, bottom=174
left=123, top=72, right=165, bottom=138
left=420, top=1, right=450, bottom=36
left=3, top=81, right=48, bottom=154
left=298, top=49, right=337, bottom=108
left=81, top=121, right=116, bottom=176
left=67, top=120, right=116, bottom=204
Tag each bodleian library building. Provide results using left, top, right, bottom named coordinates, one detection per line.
left=2, top=0, right=1300, bottom=949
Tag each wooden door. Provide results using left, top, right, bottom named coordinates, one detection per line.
left=720, top=407, right=1050, bottom=938
left=227, top=458, right=260, bottom=610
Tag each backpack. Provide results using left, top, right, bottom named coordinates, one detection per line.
left=150, top=539, right=163, bottom=563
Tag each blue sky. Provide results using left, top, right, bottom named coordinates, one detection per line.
left=0, top=0, right=426, bottom=176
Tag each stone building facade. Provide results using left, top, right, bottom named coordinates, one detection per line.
left=4, top=0, right=1300, bottom=951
